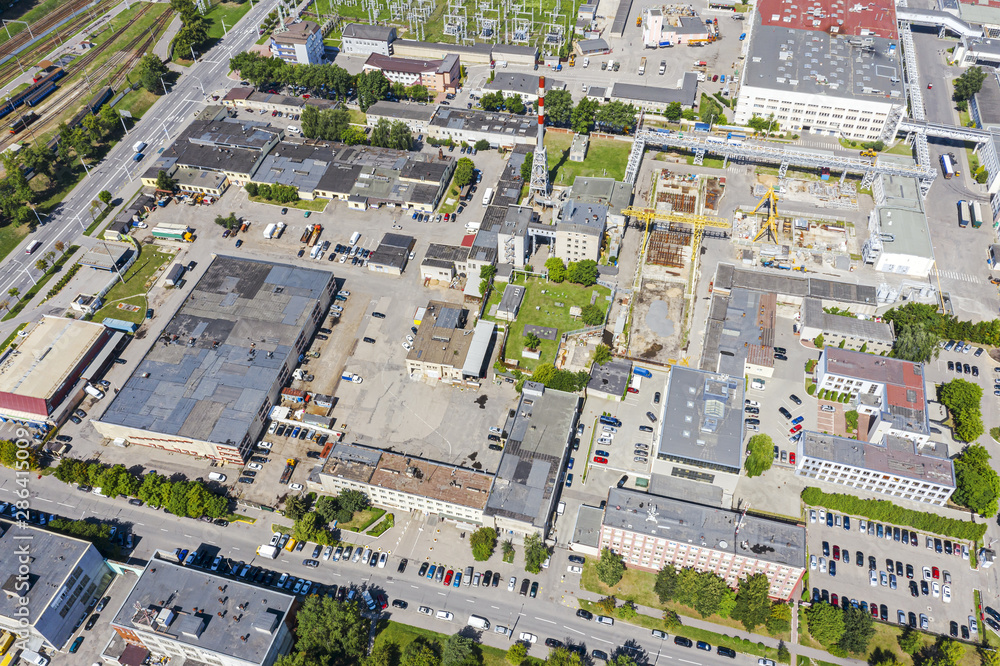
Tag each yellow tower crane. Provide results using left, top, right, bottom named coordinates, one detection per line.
left=621, top=206, right=730, bottom=273
left=751, top=186, right=780, bottom=243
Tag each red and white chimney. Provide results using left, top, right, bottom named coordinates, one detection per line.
left=537, top=76, right=545, bottom=127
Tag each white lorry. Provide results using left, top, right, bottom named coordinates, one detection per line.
left=263, top=223, right=277, bottom=239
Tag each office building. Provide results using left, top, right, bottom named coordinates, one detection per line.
left=405, top=300, right=494, bottom=382
left=798, top=298, right=894, bottom=353
left=341, top=23, right=396, bottom=56
left=428, top=107, right=539, bottom=148
left=270, top=20, right=325, bottom=65
left=485, top=382, right=580, bottom=537
left=362, top=53, right=460, bottom=94
left=110, top=557, right=294, bottom=666
left=0, top=522, right=112, bottom=651
left=556, top=200, right=606, bottom=262
left=600, top=488, right=806, bottom=600
left=608, top=75, right=699, bottom=113
left=313, top=442, right=494, bottom=524
left=795, top=431, right=955, bottom=506
left=735, top=0, right=905, bottom=140
left=94, top=256, right=335, bottom=463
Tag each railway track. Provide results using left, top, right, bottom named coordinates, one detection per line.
left=0, top=0, right=120, bottom=88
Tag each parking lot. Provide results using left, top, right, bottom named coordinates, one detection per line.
left=805, top=508, right=979, bottom=640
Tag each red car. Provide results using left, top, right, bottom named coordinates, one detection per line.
left=303, top=94, right=311, bottom=99
left=831, top=593, right=839, bottom=607
left=789, top=452, right=796, bottom=464
left=377, top=593, right=388, bottom=609
left=932, top=567, right=940, bottom=579
left=870, top=603, right=879, bottom=618
left=271, top=110, right=277, bottom=116
left=444, top=213, right=450, bottom=222
left=789, top=424, right=802, bottom=434
left=444, top=569, right=454, bottom=586
left=627, top=387, right=639, bottom=394
left=593, top=456, right=608, bottom=464
left=833, top=545, right=840, bottom=560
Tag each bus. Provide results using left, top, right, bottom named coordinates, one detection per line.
left=940, top=153, right=955, bottom=179
left=24, top=240, right=41, bottom=254
left=971, top=200, right=984, bottom=228
left=957, top=200, right=968, bottom=228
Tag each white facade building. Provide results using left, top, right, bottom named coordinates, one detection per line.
left=341, top=23, right=396, bottom=56
left=269, top=20, right=324, bottom=65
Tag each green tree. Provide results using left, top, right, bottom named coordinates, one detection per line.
left=580, top=303, right=605, bottom=326
left=155, top=170, right=176, bottom=191
left=442, top=633, right=478, bottom=666
left=939, top=639, right=966, bottom=666
left=479, top=264, right=497, bottom=296
left=454, top=157, right=476, bottom=187
left=596, top=547, right=625, bottom=586
left=546, top=647, right=583, bottom=665
left=356, top=70, right=390, bottom=111
left=665, top=101, right=683, bottom=122
left=474, top=139, right=490, bottom=151
left=939, top=379, right=986, bottom=444
left=979, top=646, right=1000, bottom=666
left=524, top=333, right=541, bottom=351
left=744, top=434, right=774, bottom=478
left=571, top=98, right=599, bottom=134
left=506, top=643, right=527, bottom=665
left=654, top=565, right=678, bottom=604
left=480, top=91, right=505, bottom=111
left=523, top=532, right=550, bottom=574
left=401, top=637, right=440, bottom=666
left=342, top=126, right=368, bottom=145
left=805, top=602, right=845, bottom=648
left=594, top=101, right=637, bottom=134
left=364, top=642, right=398, bottom=666
left=389, top=121, right=413, bottom=150
left=98, top=190, right=113, bottom=206
left=731, top=573, right=771, bottom=631
left=897, top=628, right=921, bottom=655
left=506, top=95, right=526, bottom=115
left=136, top=53, right=169, bottom=93
left=370, top=118, right=391, bottom=147
left=291, top=596, right=370, bottom=664
left=777, top=642, right=790, bottom=665
left=339, top=489, right=369, bottom=512
left=609, top=657, right=638, bottom=666
left=469, top=526, right=497, bottom=561
left=545, top=256, right=567, bottom=282
left=954, top=66, right=988, bottom=103
left=953, top=444, right=1000, bottom=516
left=766, top=602, right=792, bottom=634
left=838, top=605, right=875, bottom=654
left=543, top=89, right=573, bottom=126
left=813, top=334, right=824, bottom=348
left=592, top=344, right=612, bottom=366
left=747, top=114, right=779, bottom=136
left=566, top=260, right=598, bottom=286
left=245, top=182, right=259, bottom=197
left=520, top=152, right=534, bottom=182
left=891, top=321, right=939, bottom=362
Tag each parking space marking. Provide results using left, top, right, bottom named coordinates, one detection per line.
left=678, top=659, right=700, bottom=665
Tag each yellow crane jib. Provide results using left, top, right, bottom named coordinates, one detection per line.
left=621, top=206, right=730, bottom=265
left=751, top=187, right=779, bottom=244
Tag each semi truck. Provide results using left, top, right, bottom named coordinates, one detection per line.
left=971, top=200, right=984, bottom=228
left=152, top=223, right=194, bottom=241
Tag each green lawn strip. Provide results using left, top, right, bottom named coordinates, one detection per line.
left=203, top=1, right=253, bottom=40
left=886, top=142, right=915, bottom=157
left=347, top=108, right=366, bottom=126
left=684, top=155, right=727, bottom=169
left=42, top=264, right=81, bottom=302
left=0, top=225, right=30, bottom=265
left=115, top=88, right=160, bottom=121
left=580, top=416, right=599, bottom=483
left=367, top=513, right=394, bottom=536
left=544, top=133, right=631, bottom=185
left=0, top=323, right=28, bottom=352
left=577, top=600, right=778, bottom=659
left=337, top=507, right=385, bottom=533
left=247, top=195, right=328, bottom=212
left=2, top=246, right=80, bottom=321
left=580, top=560, right=790, bottom=642
left=797, top=657, right=812, bottom=666
left=91, top=246, right=173, bottom=324
left=437, top=180, right=462, bottom=215
left=373, top=620, right=545, bottom=666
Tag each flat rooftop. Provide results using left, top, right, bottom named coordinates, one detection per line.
left=111, top=557, right=294, bottom=664
left=756, top=0, right=898, bottom=39
left=366, top=100, right=438, bottom=123
left=713, top=263, right=878, bottom=305
left=800, top=431, right=955, bottom=487
left=706, top=288, right=775, bottom=377
left=570, top=176, right=634, bottom=211
left=484, top=73, right=565, bottom=95
left=0, top=316, right=107, bottom=400
left=406, top=300, right=475, bottom=368
left=821, top=346, right=923, bottom=389
left=78, top=240, right=134, bottom=270
left=657, top=366, right=744, bottom=473
left=430, top=107, right=536, bottom=140
left=587, top=359, right=632, bottom=397
left=560, top=200, right=607, bottom=236
left=0, top=521, right=95, bottom=624
left=604, top=488, right=806, bottom=569
left=876, top=177, right=934, bottom=260
left=485, top=383, right=579, bottom=528
left=801, top=298, right=894, bottom=342
left=610, top=73, right=698, bottom=106
left=98, top=256, right=332, bottom=448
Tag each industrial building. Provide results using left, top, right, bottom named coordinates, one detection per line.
left=428, top=107, right=539, bottom=148
left=735, top=0, right=905, bottom=141
left=795, top=431, right=955, bottom=506
left=600, top=488, right=806, bottom=601
left=109, top=556, right=294, bottom=666
left=362, top=53, right=460, bottom=94
left=368, top=232, right=415, bottom=275
left=340, top=23, right=396, bottom=56
left=365, top=101, right=438, bottom=135
left=419, top=243, right=472, bottom=282
left=0, top=316, right=114, bottom=425
left=78, top=240, right=135, bottom=272
left=269, top=20, right=325, bottom=65
left=700, top=287, right=775, bottom=378
left=608, top=76, right=699, bottom=113
left=586, top=358, right=632, bottom=401
left=313, top=442, right=495, bottom=524
left=566, top=176, right=633, bottom=253
left=797, top=298, right=894, bottom=353
left=485, top=382, right=580, bottom=538
left=405, top=300, right=495, bottom=382
left=556, top=200, right=606, bottom=262
left=0, top=521, right=112, bottom=652
left=862, top=174, right=935, bottom=278
left=94, top=256, right=335, bottom=464
left=482, top=73, right=566, bottom=103
left=651, top=366, right=745, bottom=505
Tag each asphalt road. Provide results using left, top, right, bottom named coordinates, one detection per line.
left=0, top=0, right=281, bottom=302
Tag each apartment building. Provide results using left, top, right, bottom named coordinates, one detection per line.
left=600, top=488, right=806, bottom=601
left=270, top=20, right=324, bottom=65
left=795, top=431, right=955, bottom=506
left=362, top=53, right=460, bottom=94
left=735, top=0, right=905, bottom=141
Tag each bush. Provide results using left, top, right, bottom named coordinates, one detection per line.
left=806, top=383, right=816, bottom=396
left=801, top=487, right=986, bottom=541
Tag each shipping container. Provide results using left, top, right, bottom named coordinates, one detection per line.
left=971, top=200, right=983, bottom=228
left=940, top=153, right=955, bottom=179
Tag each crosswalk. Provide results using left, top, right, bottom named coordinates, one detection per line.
left=937, top=269, right=983, bottom=284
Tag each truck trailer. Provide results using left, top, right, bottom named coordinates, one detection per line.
left=152, top=224, right=193, bottom=241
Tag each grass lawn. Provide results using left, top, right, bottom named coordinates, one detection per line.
left=338, top=507, right=385, bottom=533
left=0, top=0, right=71, bottom=47
left=204, top=1, right=253, bottom=40
left=0, top=225, right=30, bottom=265
left=482, top=276, right=610, bottom=371
left=115, top=88, right=160, bottom=121
left=92, top=245, right=174, bottom=324
left=438, top=181, right=462, bottom=215
left=544, top=132, right=631, bottom=185
left=373, top=620, right=545, bottom=666
left=684, top=155, right=726, bottom=169
left=347, top=108, right=367, bottom=126
left=886, top=141, right=915, bottom=157
left=248, top=196, right=328, bottom=212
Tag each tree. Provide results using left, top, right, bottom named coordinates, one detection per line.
left=580, top=304, right=605, bottom=326
left=805, top=602, right=845, bottom=648
left=665, top=102, right=683, bottom=122
left=389, top=121, right=413, bottom=150
left=520, top=152, right=534, bottom=182
left=543, top=89, right=573, bottom=126
left=6, top=287, right=19, bottom=302
left=370, top=118, right=391, bottom=147
left=342, top=126, right=368, bottom=145
left=838, top=605, right=875, bottom=654
left=596, top=547, right=625, bottom=586
left=98, top=190, right=113, bottom=206
left=356, top=70, right=390, bottom=111
left=454, top=157, right=476, bottom=187
left=571, top=98, right=599, bottom=134
left=747, top=114, right=779, bottom=136
left=654, top=565, right=678, bottom=604
left=609, top=657, right=638, bottom=666
left=566, top=260, right=598, bottom=286
left=245, top=182, right=259, bottom=197
left=339, top=489, right=370, bottom=512
left=592, top=344, right=612, bottom=366
left=285, top=495, right=309, bottom=521
left=479, top=264, right=497, bottom=296
left=364, top=642, right=398, bottom=666
left=979, top=646, right=1000, bottom=666
left=546, top=647, right=583, bottom=665
left=545, top=257, right=567, bottom=282
left=730, top=573, right=771, bottom=631
left=474, top=139, right=490, bottom=151
left=156, top=170, right=176, bottom=191
left=939, top=379, right=986, bottom=444
left=506, top=95, right=526, bottom=115
left=502, top=539, right=515, bottom=562
left=595, top=101, right=637, bottom=134
left=743, top=434, right=774, bottom=478
left=401, top=637, right=440, bottom=666
left=938, top=639, right=966, bottom=666
left=35, top=258, right=49, bottom=272
left=136, top=53, right=169, bottom=94
left=469, top=526, right=497, bottom=561
left=523, top=532, right=550, bottom=573
left=699, top=94, right=726, bottom=125
left=506, top=643, right=527, bottom=665
left=813, top=334, right=825, bottom=349
left=442, top=633, right=478, bottom=666
left=766, top=602, right=792, bottom=634
left=480, top=91, right=505, bottom=111
left=952, top=444, right=1000, bottom=517
left=954, top=66, right=987, bottom=103
left=897, top=628, right=921, bottom=655
left=524, top=333, right=541, bottom=351
left=891, top=321, right=939, bottom=362
left=404, top=84, right=430, bottom=102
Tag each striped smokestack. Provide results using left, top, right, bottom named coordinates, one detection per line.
left=537, top=76, right=545, bottom=127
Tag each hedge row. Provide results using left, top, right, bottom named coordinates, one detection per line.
left=44, top=264, right=81, bottom=301
left=801, top=487, right=987, bottom=541
left=817, top=388, right=851, bottom=403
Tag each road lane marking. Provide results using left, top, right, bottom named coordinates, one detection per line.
left=678, top=660, right=700, bottom=665
left=564, top=626, right=585, bottom=635
left=437, top=592, right=446, bottom=596
left=591, top=636, right=613, bottom=644
left=58, top=502, right=74, bottom=508
left=535, top=617, right=556, bottom=624
left=35, top=497, right=52, bottom=503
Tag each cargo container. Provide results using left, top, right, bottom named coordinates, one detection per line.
left=102, top=318, right=138, bottom=333
left=152, top=223, right=193, bottom=241
left=133, top=141, right=147, bottom=153
left=971, top=200, right=983, bottom=228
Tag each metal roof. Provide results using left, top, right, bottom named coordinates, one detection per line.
left=461, top=320, right=496, bottom=377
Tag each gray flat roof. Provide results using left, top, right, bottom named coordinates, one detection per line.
left=560, top=200, right=607, bottom=236
left=587, top=358, right=632, bottom=396
left=875, top=177, right=934, bottom=260
left=423, top=243, right=470, bottom=264
left=801, top=298, right=894, bottom=342
left=79, top=240, right=133, bottom=270
left=572, top=504, right=605, bottom=549
left=98, top=256, right=332, bottom=449
left=744, top=25, right=904, bottom=102
left=800, top=431, right=955, bottom=487
left=714, top=263, right=878, bottom=305
left=707, top=288, right=775, bottom=377
left=498, top=284, right=526, bottom=314
left=485, top=384, right=579, bottom=529
left=570, top=176, right=633, bottom=211
left=461, top=320, right=496, bottom=377
left=578, top=38, right=610, bottom=52
left=484, top=73, right=565, bottom=95
left=603, top=488, right=806, bottom=569
left=111, top=557, right=294, bottom=664
left=366, top=100, right=437, bottom=122
left=610, top=73, right=699, bottom=106
left=657, top=366, right=744, bottom=473
left=253, top=142, right=332, bottom=192
left=431, top=107, right=536, bottom=138
left=976, top=73, right=1000, bottom=127
left=342, top=22, right=395, bottom=41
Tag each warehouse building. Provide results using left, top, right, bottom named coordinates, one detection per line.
left=419, top=243, right=472, bottom=282
left=795, top=431, right=955, bottom=506
left=368, top=232, right=415, bottom=275
left=700, top=287, right=776, bottom=378
left=600, top=488, right=806, bottom=600
left=94, top=256, right=335, bottom=464
left=405, top=300, right=495, bottom=382
left=0, top=316, right=114, bottom=425
left=0, top=521, right=112, bottom=652
left=862, top=174, right=935, bottom=278
left=110, top=556, right=294, bottom=666
left=609, top=75, right=699, bottom=112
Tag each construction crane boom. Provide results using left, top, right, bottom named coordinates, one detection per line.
left=751, top=187, right=779, bottom=243
left=621, top=206, right=730, bottom=277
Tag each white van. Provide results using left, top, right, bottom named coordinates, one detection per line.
left=349, top=231, right=361, bottom=246
left=19, top=650, right=50, bottom=666
left=468, top=615, right=491, bottom=630
left=208, top=472, right=227, bottom=482
left=84, top=385, right=105, bottom=399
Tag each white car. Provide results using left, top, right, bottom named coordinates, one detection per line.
left=268, top=422, right=278, bottom=434
left=508, top=576, right=517, bottom=591
left=402, top=342, right=412, bottom=350
left=436, top=610, right=454, bottom=621
left=519, top=632, right=537, bottom=644
left=406, top=335, right=414, bottom=343
left=810, top=555, right=817, bottom=570
left=746, top=424, right=759, bottom=432
left=494, top=625, right=510, bottom=636
left=247, top=462, right=263, bottom=470
left=821, top=405, right=835, bottom=412
left=932, top=582, right=940, bottom=598
left=809, top=510, right=816, bottom=524
left=289, top=483, right=303, bottom=491
left=134, top=221, right=148, bottom=229
left=489, top=426, right=502, bottom=434
left=322, top=546, right=333, bottom=560
left=942, top=585, right=951, bottom=603
left=269, top=532, right=281, bottom=546
left=418, top=606, right=433, bottom=615
left=378, top=552, right=387, bottom=568
left=869, top=570, right=877, bottom=586
left=744, top=400, right=760, bottom=408
left=258, top=441, right=273, bottom=450
left=567, top=565, right=583, bottom=574
left=818, top=557, right=826, bottom=574
left=351, top=375, right=363, bottom=384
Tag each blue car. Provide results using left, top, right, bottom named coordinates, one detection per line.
left=412, top=211, right=418, bottom=219
left=178, top=549, right=189, bottom=563
left=791, top=416, right=804, bottom=425
left=453, top=572, right=462, bottom=587
left=427, top=565, right=437, bottom=579
left=290, top=426, right=301, bottom=438
left=843, top=516, right=851, bottom=531
left=567, top=458, right=574, bottom=470
left=565, top=473, right=573, bottom=487
left=829, top=561, right=836, bottom=577
left=826, top=512, right=834, bottom=527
